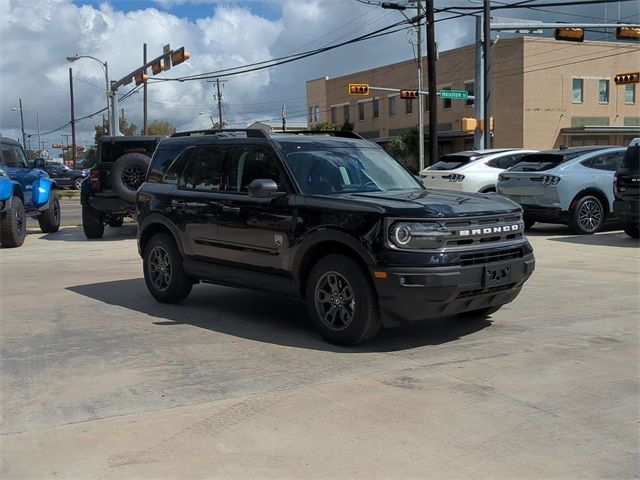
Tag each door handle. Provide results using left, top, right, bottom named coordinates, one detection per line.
left=221, top=206, right=241, bottom=215
left=171, top=199, right=187, bottom=207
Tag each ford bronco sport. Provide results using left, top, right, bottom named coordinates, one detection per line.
left=136, top=130, right=535, bottom=345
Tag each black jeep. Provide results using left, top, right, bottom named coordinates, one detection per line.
left=81, top=135, right=164, bottom=238
left=613, top=142, right=639, bottom=239
left=136, top=130, right=535, bottom=345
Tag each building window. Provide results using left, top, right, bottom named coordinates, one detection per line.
left=625, top=84, right=636, bottom=104
left=572, top=78, right=583, bottom=103
left=308, top=107, right=313, bottom=123
left=598, top=79, right=609, bottom=103
left=465, top=82, right=475, bottom=107
left=343, top=104, right=350, bottom=123
left=442, top=86, right=451, bottom=109
left=389, top=96, right=396, bottom=117
left=313, top=106, right=320, bottom=122
left=358, top=102, right=365, bottom=121
left=405, top=98, right=413, bottom=115
left=331, top=106, right=337, bottom=124
left=372, top=98, right=379, bottom=119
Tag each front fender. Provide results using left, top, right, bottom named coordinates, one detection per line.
left=0, top=179, right=17, bottom=202
left=32, top=177, right=54, bottom=207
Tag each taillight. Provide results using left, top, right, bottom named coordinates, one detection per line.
left=90, top=169, right=100, bottom=190
left=613, top=175, right=621, bottom=200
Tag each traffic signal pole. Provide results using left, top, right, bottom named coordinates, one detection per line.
left=416, top=0, right=425, bottom=172
left=483, top=0, right=491, bottom=149
left=474, top=15, right=485, bottom=150
left=426, top=0, right=438, bottom=165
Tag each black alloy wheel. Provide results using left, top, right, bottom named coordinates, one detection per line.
left=314, top=271, right=356, bottom=332
left=143, top=233, right=193, bottom=303
left=570, top=196, right=604, bottom=234
left=0, top=196, right=26, bottom=247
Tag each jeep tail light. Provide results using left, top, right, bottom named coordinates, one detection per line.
left=90, top=169, right=100, bottom=190
left=613, top=175, right=622, bottom=200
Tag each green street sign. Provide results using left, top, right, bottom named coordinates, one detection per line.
left=440, top=89, right=468, bottom=99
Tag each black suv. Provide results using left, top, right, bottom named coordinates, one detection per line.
left=39, top=161, right=88, bottom=190
left=613, top=142, right=639, bottom=238
left=136, top=130, right=535, bottom=345
left=81, top=135, right=164, bottom=238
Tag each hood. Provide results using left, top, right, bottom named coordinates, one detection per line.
left=342, top=188, right=522, bottom=218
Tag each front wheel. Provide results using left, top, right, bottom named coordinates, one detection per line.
left=143, top=233, right=192, bottom=303
left=38, top=194, right=61, bottom=233
left=82, top=205, right=104, bottom=239
left=0, top=196, right=26, bottom=248
left=73, top=177, right=84, bottom=190
left=570, top=195, right=605, bottom=234
left=623, top=223, right=639, bottom=239
left=305, top=254, right=381, bottom=346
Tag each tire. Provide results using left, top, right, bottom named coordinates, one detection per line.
left=38, top=194, right=61, bottom=233
left=0, top=196, right=26, bottom=248
left=107, top=217, right=124, bottom=228
left=73, top=177, right=84, bottom=190
left=523, top=216, right=535, bottom=231
left=458, top=304, right=503, bottom=319
left=569, top=195, right=605, bottom=235
left=82, top=205, right=104, bottom=239
left=143, top=233, right=192, bottom=303
left=623, top=223, right=639, bottom=239
left=110, top=153, right=151, bottom=203
left=305, top=254, right=381, bottom=346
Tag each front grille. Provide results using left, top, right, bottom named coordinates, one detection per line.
left=459, top=247, right=523, bottom=267
left=457, top=283, right=516, bottom=299
left=442, top=213, right=524, bottom=248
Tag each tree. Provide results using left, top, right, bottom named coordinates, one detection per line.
left=145, top=121, right=176, bottom=136
left=119, top=117, right=137, bottom=136
left=94, top=124, right=106, bottom=144
left=388, top=127, right=420, bottom=173
left=340, top=121, right=354, bottom=132
left=310, top=122, right=337, bottom=132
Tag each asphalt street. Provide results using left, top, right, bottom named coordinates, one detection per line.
left=0, top=224, right=638, bottom=479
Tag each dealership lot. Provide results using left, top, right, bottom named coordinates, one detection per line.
left=1, top=225, right=638, bottom=479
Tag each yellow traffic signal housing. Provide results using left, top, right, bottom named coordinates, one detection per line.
left=479, top=116, right=495, bottom=131
left=554, top=27, right=584, bottom=42
left=348, top=83, right=370, bottom=95
left=614, top=72, right=640, bottom=85
left=151, top=60, right=164, bottom=75
left=461, top=118, right=477, bottom=132
left=616, top=27, right=640, bottom=40
left=400, top=90, right=418, bottom=99
left=171, top=47, right=191, bottom=66
left=134, top=72, right=149, bottom=85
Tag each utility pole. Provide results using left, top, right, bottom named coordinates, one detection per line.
left=143, top=43, right=148, bottom=134
left=69, top=67, right=77, bottom=167
left=216, top=78, right=224, bottom=128
left=426, top=0, right=438, bottom=165
left=18, top=98, right=26, bottom=149
left=474, top=15, right=485, bottom=150
left=483, top=0, right=491, bottom=149
left=416, top=0, right=425, bottom=172
left=281, top=102, right=286, bottom=132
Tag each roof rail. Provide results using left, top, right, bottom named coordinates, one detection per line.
left=171, top=128, right=269, bottom=139
left=286, top=130, right=365, bottom=140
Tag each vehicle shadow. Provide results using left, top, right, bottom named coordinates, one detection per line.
left=547, top=231, right=638, bottom=248
left=525, top=222, right=623, bottom=237
left=67, top=278, right=492, bottom=353
left=39, top=224, right=138, bottom=242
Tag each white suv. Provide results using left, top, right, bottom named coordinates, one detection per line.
left=420, top=148, right=538, bottom=193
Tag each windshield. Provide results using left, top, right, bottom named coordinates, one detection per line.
left=282, top=146, right=421, bottom=195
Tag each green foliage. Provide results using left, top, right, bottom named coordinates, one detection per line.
left=388, top=127, right=419, bottom=159
left=119, top=117, right=137, bottom=136
left=340, top=121, right=354, bottom=132
left=145, top=121, right=176, bottom=136
left=310, top=122, right=337, bottom=132
left=25, top=149, right=41, bottom=160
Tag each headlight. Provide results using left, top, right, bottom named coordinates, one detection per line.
left=388, top=222, right=451, bottom=250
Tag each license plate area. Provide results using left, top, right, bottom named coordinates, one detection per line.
left=484, top=264, right=512, bottom=287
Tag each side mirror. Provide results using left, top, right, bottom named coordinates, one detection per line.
left=248, top=178, right=285, bottom=199
left=33, top=158, right=45, bottom=169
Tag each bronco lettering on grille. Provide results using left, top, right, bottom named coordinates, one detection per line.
left=458, top=224, right=521, bottom=237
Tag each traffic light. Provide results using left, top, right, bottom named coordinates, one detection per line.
left=134, top=72, right=149, bottom=85
left=51, top=143, right=62, bottom=149
left=151, top=60, right=163, bottom=75
left=400, top=90, right=419, bottom=99
left=348, top=83, right=370, bottom=95
left=461, top=118, right=477, bottom=132
left=170, top=47, right=191, bottom=66
left=554, top=27, right=584, bottom=42
left=479, top=117, right=495, bottom=131
left=614, top=72, right=640, bottom=85
left=616, top=27, right=640, bottom=41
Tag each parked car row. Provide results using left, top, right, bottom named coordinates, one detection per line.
left=420, top=144, right=639, bottom=237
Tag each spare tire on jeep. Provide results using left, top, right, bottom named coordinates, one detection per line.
left=110, top=152, right=151, bottom=203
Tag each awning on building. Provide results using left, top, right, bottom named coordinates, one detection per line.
left=560, top=125, right=640, bottom=136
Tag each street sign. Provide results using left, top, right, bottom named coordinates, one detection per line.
left=440, top=90, right=468, bottom=99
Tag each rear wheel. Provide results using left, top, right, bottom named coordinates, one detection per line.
left=305, top=254, right=381, bottom=346
left=0, top=196, right=26, bottom=248
left=110, top=153, right=151, bottom=203
left=38, top=194, right=61, bottom=233
left=623, top=223, right=639, bottom=239
left=73, top=177, right=84, bottom=190
left=570, top=195, right=604, bottom=234
left=82, top=205, right=104, bottom=239
left=143, top=233, right=192, bottom=303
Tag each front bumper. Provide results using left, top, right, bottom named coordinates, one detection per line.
left=373, top=250, right=535, bottom=327
left=614, top=199, right=639, bottom=224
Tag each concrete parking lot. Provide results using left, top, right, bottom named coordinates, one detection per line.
left=1, top=223, right=638, bottom=479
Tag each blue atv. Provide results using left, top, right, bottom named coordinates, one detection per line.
left=0, top=137, right=60, bottom=248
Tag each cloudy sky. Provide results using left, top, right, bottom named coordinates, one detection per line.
left=0, top=0, right=638, bottom=154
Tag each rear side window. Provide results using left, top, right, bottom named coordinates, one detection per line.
left=148, top=148, right=185, bottom=183
left=179, top=147, right=226, bottom=191
left=582, top=151, right=624, bottom=171
left=223, top=146, right=282, bottom=193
